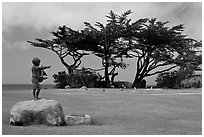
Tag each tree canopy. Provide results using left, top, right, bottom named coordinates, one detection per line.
left=126, top=18, right=202, bottom=88
left=27, top=26, right=89, bottom=74
left=81, top=10, right=133, bottom=87
left=27, top=10, right=202, bottom=88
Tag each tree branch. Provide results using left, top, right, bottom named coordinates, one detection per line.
left=146, top=65, right=178, bottom=77
left=85, top=67, right=105, bottom=71
left=148, top=61, right=170, bottom=72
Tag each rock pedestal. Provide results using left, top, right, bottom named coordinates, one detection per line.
left=10, top=99, right=65, bottom=126
left=65, top=85, right=70, bottom=89
left=80, top=86, right=88, bottom=91
left=65, top=114, right=92, bottom=126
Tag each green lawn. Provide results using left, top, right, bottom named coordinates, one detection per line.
left=2, top=88, right=202, bottom=135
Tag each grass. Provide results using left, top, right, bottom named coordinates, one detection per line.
left=2, top=88, right=202, bottom=135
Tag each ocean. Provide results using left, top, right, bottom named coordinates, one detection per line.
left=2, top=84, right=55, bottom=91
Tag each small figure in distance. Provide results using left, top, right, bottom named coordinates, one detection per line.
left=31, top=58, right=51, bottom=100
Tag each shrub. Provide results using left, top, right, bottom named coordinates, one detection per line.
left=155, top=71, right=178, bottom=88
left=67, top=68, right=102, bottom=88
left=181, top=75, right=202, bottom=88
left=156, top=70, right=202, bottom=89
left=53, top=68, right=102, bottom=88
left=53, top=71, right=68, bottom=89
left=112, top=81, right=132, bottom=88
left=94, top=81, right=107, bottom=88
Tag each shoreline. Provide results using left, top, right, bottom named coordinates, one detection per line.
left=2, top=84, right=202, bottom=91
left=2, top=84, right=55, bottom=91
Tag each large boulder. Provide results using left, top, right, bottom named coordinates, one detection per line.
left=10, top=99, right=66, bottom=126
left=65, top=114, right=92, bottom=126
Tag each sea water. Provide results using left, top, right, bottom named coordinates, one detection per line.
left=2, top=84, right=55, bottom=91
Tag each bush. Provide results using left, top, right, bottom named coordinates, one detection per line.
left=67, top=68, right=102, bottom=88
left=94, top=81, right=107, bottom=88
left=112, top=81, right=132, bottom=88
left=53, top=71, right=68, bottom=89
left=155, top=71, right=178, bottom=89
left=156, top=70, right=202, bottom=89
left=181, top=75, right=202, bottom=88
left=53, top=68, right=102, bottom=89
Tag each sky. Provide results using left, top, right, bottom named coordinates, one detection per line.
left=2, top=2, right=202, bottom=85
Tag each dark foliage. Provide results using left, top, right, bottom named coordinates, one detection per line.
left=28, top=26, right=89, bottom=74
left=53, top=71, right=68, bottom=89
left=112, top=81, right=132, bottom=88
left=156, top=70, right=202, bottom=89
left=53, top=68, right=102, bottom=88
left=67, top=67, right=102, bottom=88
left=181, top=75, right=202, bottom=88
left=156, top=71, right=178, bottom=89
left=129, top=18, right=202, bottom=88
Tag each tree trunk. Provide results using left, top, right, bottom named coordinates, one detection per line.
left=132, top=76, right=144, bottom=88
left=111, top=73, right=118, bottom=84
left=132, top=79, right=141, bottom=88
left=59, top=57, right=74, bottom=74
left=67, top=67, right=74, bottom=75
left=132, top=55, right=150, bottom=88
left=104, top=64, right=110, bottom=88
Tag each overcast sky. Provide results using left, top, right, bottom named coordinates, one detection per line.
left=2, top=2, right=202, bottom=85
